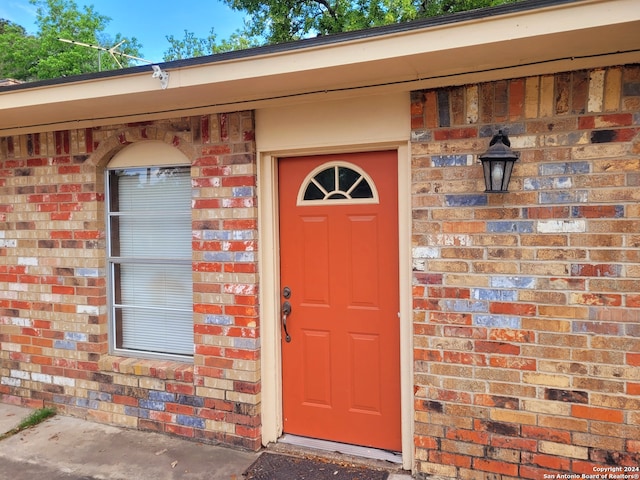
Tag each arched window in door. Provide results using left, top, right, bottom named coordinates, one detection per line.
left=296, top=161, right=379, bottom=206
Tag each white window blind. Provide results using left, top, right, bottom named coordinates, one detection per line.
left=108, top=167, right=193, bottom=357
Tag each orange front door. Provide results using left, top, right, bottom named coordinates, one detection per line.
left=278, top=151, right=401, bottom=451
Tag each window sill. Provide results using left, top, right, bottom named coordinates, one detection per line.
left=99, top=355, right=194, bottom=381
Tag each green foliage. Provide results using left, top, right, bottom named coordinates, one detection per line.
left=223, top=0, right=521, bottom=44
left=0, top=0, right=522, bottom=79
left=17, top=406, right=57, bottom=430
left=164, top=0, right=520, bottom=59
left=165, top=29, right=217, bottom=61
left=164, top=28, right=257, bottom=61
left=0, top=21, right=38, bottom=80
left=0, top=407, right=56, bottom=440
left=0, top=0, right=143, bottom=81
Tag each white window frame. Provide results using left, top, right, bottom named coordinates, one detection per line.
left=105, top=142, right=193, bottom=360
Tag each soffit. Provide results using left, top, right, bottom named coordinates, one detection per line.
left=1, top=0, right=639, bottom=136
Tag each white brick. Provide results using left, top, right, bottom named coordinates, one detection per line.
left=413, top=247, right=440, bottom=259
left=53, top=376, right=76, bottom=387
left=537, top=220, right=586, bottom=233
left=18, top=257, right=38, bottom=266
left=588, top=69, right=605, bottom=112
left=1, top=377, right=21, bottom=387
left=31, top=373, right=53, bottom=384
left=10, top=369, right=30, bottom=380
left=77, top=305, right=100, bottom=315
left=427, top=234, right=472, bottom=247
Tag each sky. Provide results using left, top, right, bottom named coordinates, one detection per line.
left=0, top=0, right=247, bottom=63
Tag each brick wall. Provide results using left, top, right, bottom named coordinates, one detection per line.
left=0, top=112, right=260, bottom=449
left=411, top=65, right=640, bottom=478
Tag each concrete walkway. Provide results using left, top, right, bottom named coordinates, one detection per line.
left=0, top=403, right=412, bottom=480
left=0, top=403, right=258, bottom=480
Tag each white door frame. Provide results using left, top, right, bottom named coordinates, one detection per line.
left=258, top=143, right=413, bottom=471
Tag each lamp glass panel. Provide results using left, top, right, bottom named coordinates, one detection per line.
left=491, top=161, right=505, bottom=191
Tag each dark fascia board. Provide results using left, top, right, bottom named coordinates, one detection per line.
left=0, top=0, right=579, bottom=93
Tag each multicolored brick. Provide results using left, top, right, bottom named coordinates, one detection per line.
left=412, top=65, right=640, bottom=477
left=1, top=112, right=260, bottom=450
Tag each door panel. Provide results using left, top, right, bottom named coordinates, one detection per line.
left=301, top=216, right=329, bottom=304
left=302, top=330, right=332, bottom=406
left=349, top=332, right=381, bottom=413
left=347, top=215, right=379, bottom=305
left=279, top=151, right=400, bottom=451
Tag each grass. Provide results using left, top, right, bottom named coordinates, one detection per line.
left=0, top=407, right=56, bottom=440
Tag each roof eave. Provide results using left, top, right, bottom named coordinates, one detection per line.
left=1, top=0, right=639, bottom=136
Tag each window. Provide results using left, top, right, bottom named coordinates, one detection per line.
left=297, top=161, right=378, bottom=205
left=107, top=165, right=193, bottom=358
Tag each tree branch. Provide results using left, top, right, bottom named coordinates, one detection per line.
left=311, top=0, right=338, bottom=21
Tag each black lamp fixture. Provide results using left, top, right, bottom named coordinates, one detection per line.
left=479, top=130, right=519, bottom=193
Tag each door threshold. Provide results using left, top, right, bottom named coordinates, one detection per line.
left=278, top=434, right=403, bottom=464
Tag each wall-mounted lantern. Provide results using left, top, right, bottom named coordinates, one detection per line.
left=479, top=130, right=519, bottom=193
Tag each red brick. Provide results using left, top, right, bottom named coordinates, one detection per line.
left=490, top=329, right=534, bottom=343
left=224, top=348, right=258, bottom=360
left=193, top=304, right=223, bottom=315
left=628, top=383, right=640, bottom=395
left=628, top=353, right=640, bottom=366
left=139, top=419, right=164, bottom=433
left=235, top=424, right=260, bottom=439
left=572, top=405, right=624, bottom=423
left=490, top=302, right=536, bottom=316
left=520, top=465, right=560, bottom=480
left=414, top=349, right=443, bottom=362
left=165, top=424, right=194, bottom=438
left=434, top=127, right=478, bottom=140
left=166, top=383, right=195, bottom=395
left=224, top=263, right=256, bottom=273
left=475, top=341, right=520, bottom=355
left=573, top=205, right=623, bottom=218
left=224, top=305, right=257, bottom=317
left=446, top=428, right=489, bottom=445
left=413, top=298, right=439, bottom=310
left=522, top=425, right=571, bottom=444
left=113, top=395, right=138, bottom=407
left=430, top=451, right=472, bottom=468
left=414, top=323, right=437, bottom=336
left=443, top=351, right=487, bottom=366
left=424, top=91, right=438, bottom=128
left=572, top=460, right=607, bottom=475
left=166, top=403, right=194, bottom=415
left=628, top=295, right=640, bottom=308
left=571, top=264, right=621, bottom=277
left=77, top=193, right=103, bottom=202
left=192, top=199, right=221, bottom=209
left=31, top=355, right=52, bottom=365
left=473, top=458, right=518, bottom=476
left=415, top=435, right=439, bottom=449
left=526, top=453, right=570, bottom=471
left=221, top=176, right=256, bottom=187
left=475, top=395, right=519, bottom=409
left=52, top=285, right=75, bottom=295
